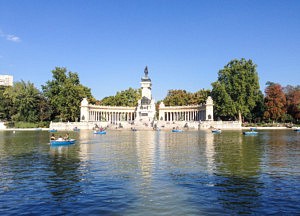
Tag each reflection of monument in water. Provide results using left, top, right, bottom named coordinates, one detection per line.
left=134, top=131, right=156, bottom=182
left=204, top=131, right=216, bottom=174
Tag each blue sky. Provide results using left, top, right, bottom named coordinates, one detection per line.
left=0, top=0, right=299, bottom=100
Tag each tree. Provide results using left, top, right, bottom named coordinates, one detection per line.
left=263, top=82, right=286, bottom=122
left=0, top=85, right=13, bottom=120
left=189, top=89, right=211, bottom=105
left=162, top=89, right=211, bottom=106
left=100, top=87, right=141, bottom=106
left=211, top=58, right=262, bottom=121
left=163, top=90, right=190, bottom=106
left=42, top=67, right=95, bottom=122
left=4, top=80, right=41, bottom=122
left=284, top=85, right=300, bottom=122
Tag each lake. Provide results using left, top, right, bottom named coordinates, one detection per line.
left=0, top=129, right=299, bottom=215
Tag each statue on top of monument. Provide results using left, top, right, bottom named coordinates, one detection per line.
left=144, top=66, right=148, bottom=77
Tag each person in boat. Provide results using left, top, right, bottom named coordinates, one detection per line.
left=57, top=135, right=63, bottom=141
left=64, top=133, right=70, bottom=140
left=100, top=126, right=103, bottom=132
left=50, top=134, right=56, bottom=140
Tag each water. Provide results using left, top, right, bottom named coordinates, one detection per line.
left=0, top=129, right=299, bottom=215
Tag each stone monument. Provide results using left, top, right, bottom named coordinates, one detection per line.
left=135, top=66, right=156, bottom=125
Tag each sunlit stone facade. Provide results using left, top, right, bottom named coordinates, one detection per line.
left=158, top=96, right=214, bottom=122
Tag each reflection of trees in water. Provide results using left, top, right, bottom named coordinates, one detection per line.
left=216, top=176, right=263, bottom=214
left=48, top=145, right=82, bottom=201
left=213, top=131, right=264, bottom=214
left=263, top=130, right=297, bottom=169
left=0, top=131, right=50, bottom=191
left=214, top=131, right=263, bottom=177
left=164, top=131, right=265, bottom=214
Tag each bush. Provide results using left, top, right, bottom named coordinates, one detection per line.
left=8, top=121, right=50, bottom=128
left=14, top=122, right=39, bottom=128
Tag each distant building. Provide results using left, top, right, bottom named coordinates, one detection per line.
left=0, top=75, right=13, bottom=86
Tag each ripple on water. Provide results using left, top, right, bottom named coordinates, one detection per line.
left=0, top=130, right=299, bottom=215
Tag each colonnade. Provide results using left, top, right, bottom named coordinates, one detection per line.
left=161, top=110, right=206, bottom=121
left=88, top=110, right=136, bottom=123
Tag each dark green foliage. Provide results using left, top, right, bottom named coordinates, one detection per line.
left=42, top=67, right=95, bottom=122
left=3, top=81, right=41, bottom=122
left=163, top=89, right=210, bottom=106
left=100, top=87, right=141, bottom=107
left=211, top=58, right=262, bottom=121
left=0, top=85, right=12, bottom=120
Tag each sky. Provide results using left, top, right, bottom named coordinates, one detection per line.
left=0, top=0, right=299, bottom=100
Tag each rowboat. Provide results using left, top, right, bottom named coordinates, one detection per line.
left=293, top=128, right=300, bottom=132
left=49, top=129, right=57, bottom=132
left=212, top=129, right=221, bottom=134
left=50, top=139, right=76, bottom=146
left=93, top=130, right=107, bottom=134
left=172, top=129, right=183, bottom=133
left=243, top=131, right=258, bottom=135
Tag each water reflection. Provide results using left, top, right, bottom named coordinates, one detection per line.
left=0, top=130, right=299, bottom=215
left=48, top=145, right=82, bottom=201
left=212, top=131, right=264, bottom=214
left=135, top=131, right=155, bottom=183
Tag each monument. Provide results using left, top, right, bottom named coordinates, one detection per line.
left=75, top=66, right=220, bottom=130
left=134, top=66, right=156, bottom=126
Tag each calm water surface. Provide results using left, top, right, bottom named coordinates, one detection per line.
left=0, top=129, right=299, bottom=215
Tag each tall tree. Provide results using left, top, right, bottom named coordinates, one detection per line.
left=42, top=67, right=95, bottom=122
left=0, top=85, right=13, bottom=120
left=4, top=80, right=41, bottom=122
left=263, top=82, right=286, bottom=122
left=211, top=58, right=262, bottom=121
left=284, top=85, right=300, bottom=122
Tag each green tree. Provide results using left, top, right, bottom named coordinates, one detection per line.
left=163, top=89, right=191, bottom=106
left=0, top=85, right=13, bottom=120
left=263, top=82, right=287, bottom=122
left=163, top=89, right=211, bottom=106
left=42, top=67, right=95, bottom=121
left=4, top=81, right=41, bottom=122
left=211, top=58, right=262, bottom=121
left=190, top=89, right=211, bottom=105
left=37, top=96, right=53, bottom=122
left=100, top=87, right=141, bottom=106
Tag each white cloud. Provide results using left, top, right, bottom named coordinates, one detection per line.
left=0, top=29, right=21, bottom=42
left=6, top=34, right=21, bottom=42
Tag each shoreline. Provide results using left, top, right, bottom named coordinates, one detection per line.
left=0, top=126, right=297, bottom=131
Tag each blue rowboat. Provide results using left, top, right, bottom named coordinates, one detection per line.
left=49, top=129, right=57, bottom=132
left=212, top=129, right=221, bottom=134
left=50, top=139, right=76, bottom=146
left=73, top=127, right=80, bottom=131
left=243, top=131, right=258, bottom=135
left=93, top=131, right=107, bottom=134
left=293, top=128, right=300, bottom=132
left=172, top=129, right=183, bottom=133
